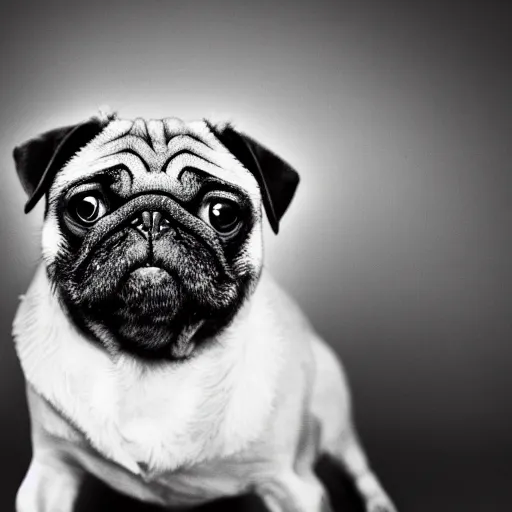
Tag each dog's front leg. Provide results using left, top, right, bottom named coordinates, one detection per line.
left=255, top=471, right=333, bottom=512
left=16, top=455, right=85, bottom=512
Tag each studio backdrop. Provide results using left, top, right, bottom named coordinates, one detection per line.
left=0, top=1, right=510, bottom=511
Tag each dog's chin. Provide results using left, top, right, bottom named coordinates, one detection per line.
left=121, top=266, right=179, bottom=306
left=99, top=266, right=201, bottom=361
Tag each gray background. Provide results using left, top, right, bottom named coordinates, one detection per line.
left=0, top=1, right=510, bottom=510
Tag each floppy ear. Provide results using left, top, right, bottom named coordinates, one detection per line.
left=206, top=123, right=300, bottom=234
left=13, top=116, right=113, bottom=214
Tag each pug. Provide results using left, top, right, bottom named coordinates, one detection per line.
left=12, top=110, right=397, bottom=512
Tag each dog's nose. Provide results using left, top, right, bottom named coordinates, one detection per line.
left=131, top=210, right=173, bottom=239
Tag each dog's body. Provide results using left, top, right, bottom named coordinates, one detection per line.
left=12, top=113, right=396, bottom=512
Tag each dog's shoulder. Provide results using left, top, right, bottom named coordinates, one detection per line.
left=252, top=271, right=316, bottom=340
left=256, top=272, right=352, bottom=449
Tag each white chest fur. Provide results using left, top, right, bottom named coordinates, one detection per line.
left=13, top=265, right=286, bottom=477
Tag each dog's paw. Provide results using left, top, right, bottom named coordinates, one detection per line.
left=366, top=497, right=398, bottom=512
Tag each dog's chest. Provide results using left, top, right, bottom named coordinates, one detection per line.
left=25, top=358, right=269, bottom=508
left=68, top=434, right=258, bottom=507
left=110, top=362, right=236, bottom=469
left=44, top=344, right=269, bottom=475
left=58, top=384, right=256, bottom=507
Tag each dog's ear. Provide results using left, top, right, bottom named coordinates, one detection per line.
left=13, top=115, right=114, bottom=214
left=206, top=122, right=300, bottom=234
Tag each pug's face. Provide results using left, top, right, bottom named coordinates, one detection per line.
left=14, top=113, right=299, bottom=361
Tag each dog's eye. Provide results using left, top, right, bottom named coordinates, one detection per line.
left=69, top=193, right=108, bottom=225
left=199, top=199, right=242, bottom=236
left=209, top=201, right=241, bottom=234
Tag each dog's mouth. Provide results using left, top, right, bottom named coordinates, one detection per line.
left=75, top=243, right=233, bottom=361
left=117, top=258, right=180, bottom=305
left=120, top=265, right=177, bottom=312
left=129, top=265, right=171, bottom=280
left=104, top=266, right=202, bottom=360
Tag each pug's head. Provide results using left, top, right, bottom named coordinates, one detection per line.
left=13, top=112, right=299, bottom=361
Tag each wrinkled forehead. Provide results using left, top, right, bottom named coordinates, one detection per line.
left=51, top=117, right=260, bottom=202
